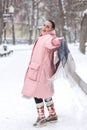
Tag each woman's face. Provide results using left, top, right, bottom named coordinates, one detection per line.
left=41, top=21, right=53, bottom=32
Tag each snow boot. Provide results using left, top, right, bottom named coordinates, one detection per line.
left=33, top=102, right=47, bottom=127
left=45, top=99, right=58, bottom=123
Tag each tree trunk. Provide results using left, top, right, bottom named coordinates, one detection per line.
left=80, top=14, right=87, bottom=54
left=0, top=0, right=3, bottom=45
left=58, top=0, right=66, bottom=38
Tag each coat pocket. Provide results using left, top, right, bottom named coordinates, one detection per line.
left=28, top=62, right=40, bottom=81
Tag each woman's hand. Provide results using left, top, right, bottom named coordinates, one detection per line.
left=58, top=37, right=65, bottom=41
left=52, top=37, right=64, bottom=46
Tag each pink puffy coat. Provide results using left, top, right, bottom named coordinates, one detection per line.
left=22, top=30, right=61, bottom=98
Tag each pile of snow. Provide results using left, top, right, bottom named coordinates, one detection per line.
left=68, top=43, right=87, bottom=83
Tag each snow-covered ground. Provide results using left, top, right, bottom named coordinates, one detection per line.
left=68, top=43, right=87, bottom=84
left=0, top=43, right=87, bottom=130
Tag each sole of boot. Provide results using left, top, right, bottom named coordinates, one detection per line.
left=47, top=120, right=58, bottom=124
left=33, top=123, right=47, bottom=128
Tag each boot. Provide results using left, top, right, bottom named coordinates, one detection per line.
left=33, top=102, right=47, bottom=127
left=45, top=99, right=58, bottom=123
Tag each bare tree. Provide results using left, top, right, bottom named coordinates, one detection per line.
left=0, top=0, right=3, bottom=45
left=58, top=0, right=66, bottom=38
left=1, top=0, right=87, bottom=49
left=80, top=13, right=87, bottom=54
left=12, top=0, right=44, bottom=44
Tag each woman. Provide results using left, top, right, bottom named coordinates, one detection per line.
left=22, top=20, right=64, bottom=127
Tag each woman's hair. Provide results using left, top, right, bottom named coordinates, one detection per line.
left=48, top=20, right=55, bottom=29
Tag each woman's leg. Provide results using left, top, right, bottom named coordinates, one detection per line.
left=45, top=97, right=58, bottom=122
left=33, top=97, right=46, bottom=127
left=34, top=97, right=43, bottom=104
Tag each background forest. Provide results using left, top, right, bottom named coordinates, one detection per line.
left=0, top=0, right=87, bottom=54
